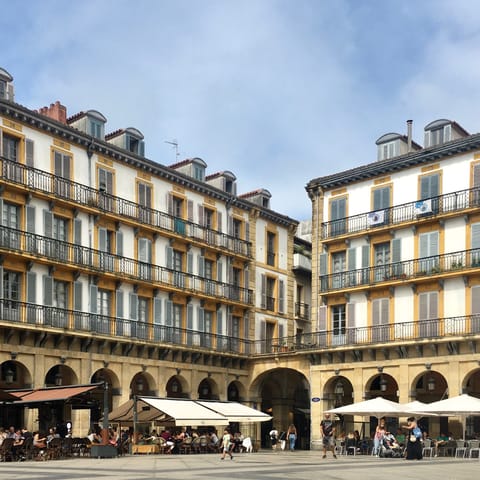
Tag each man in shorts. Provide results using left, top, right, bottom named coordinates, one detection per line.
left=320, top=413, right=337, bottom=459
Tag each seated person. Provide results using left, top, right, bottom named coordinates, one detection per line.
left=395, top=428, right=406, bottom=447
left=160, top=429, right=175, bottom=452
left=87, top=428, right=102, bottom=444
left=33, top=431, right=47, bottom=449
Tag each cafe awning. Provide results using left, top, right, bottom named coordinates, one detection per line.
left=0, top=389, right=20, bottom=402
left=139, top=397, right=228, bottom=426
left=8, top=384, right=100, bottom=405
left=197, top=400, right=272, bottom=422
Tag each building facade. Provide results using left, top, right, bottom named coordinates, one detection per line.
left=0, top=67, right=299, bottom=440
left=306, top=119, right=480, bottom=439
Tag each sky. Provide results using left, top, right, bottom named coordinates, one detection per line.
left=1, top=0, right=480, bottom=221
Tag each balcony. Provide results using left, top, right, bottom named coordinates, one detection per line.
left=0, top=156, right=252, bottom=258
left=295, top=302, right=310, bottom=320
left=254, top=313, right=480, bottom=354
left=293, top=252, right=311, bottom=272
left=0, top=299, right=252, bottom=355
left=320, top=247, right=480, bottom=293
left=0, top=225, right=253, bottom=305
left=321, top=186, right=480, bottom=240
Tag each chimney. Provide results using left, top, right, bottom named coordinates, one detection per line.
left=407, top=119, right=413, bottom=152
left=36, top=101, right=67, bottom=124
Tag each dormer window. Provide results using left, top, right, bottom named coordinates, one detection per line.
left=193, top=163, right=205, bottom=181
left=0, top=79, right=5, bottom=99
left=0, top=67, right=14, bottom=101
left=89, top=118, right=104, bottom=139
left=424, top=120, right=451, bottom=148
left=376, top=133, right=402, bottom=161
left=124, top=128, right=145, bottom=156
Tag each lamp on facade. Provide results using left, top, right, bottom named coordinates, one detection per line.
left=201, top=384, right=209, bottom=396
left=136, top=377, right=144, bottom=393
left=379, top=375, right=387, bottom=392
left=334, top=379, right=344, bottom=396
left=171, top=379, right=179, bottom=393
left=5, top=368, right=14, bottom=385
left=427, top=375, right=436, bottom=391
left=55, top=371, right=63, bottom=386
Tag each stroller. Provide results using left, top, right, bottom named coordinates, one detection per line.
left=379, top=433, right=403, bottom=458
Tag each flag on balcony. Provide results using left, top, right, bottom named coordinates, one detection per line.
left=414, top=199, right=432, bottom=215
left=367, top=209, right=385, bottom=226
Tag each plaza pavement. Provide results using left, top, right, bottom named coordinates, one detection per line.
left=0, top=449, right=478, bottom=480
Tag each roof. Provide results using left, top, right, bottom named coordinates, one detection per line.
left=306, top=131, right=480, bottom=192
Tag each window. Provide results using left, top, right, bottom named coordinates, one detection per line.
left=231, top=315, right=241, bottom=351
left=98, top=168, right=113, bottom=211
left=172, top=303, right=183, bottom=342
left=332, top=251, right=346, bottom=289
left=54, top=216, right=69, bottom=260
left=266, top=277, right=275, bottom=311
left=203, top=310, right=213, bottom=348
left=173, top=249, right=184, bottom=287
left=2, top=133, right=18, bottom=161
left=419, top=173, right=440, bottom=214
left=99, top=228, right=115, bottom=271
left=378, top=140, right=399, bottom=161
left=89, top=119, right=104, bottom=139
left=1, top=133, right=22, bottom=182
left=138, top=182, right=152, bottom=223
left=3, top=269, right=21, bottom=320
left=193, top=164, right=204, bottom=181
left=204, top=259, right=216, bottom=295
left=231, top=266, right=241, bottom=301
left=418, top=291, right=439, bottom=337
left=266, top=231, right=276, bottom=266
left=233, top=218, right=242, bottom=238
left=374, top=242, right=390, bottom=281
left=332, top=304, right=346, bottom=344
left=137, top=297, right=150, bottom=339
left=471, top=223, right=480, bottom=266
left=330, top=197, right=347, bottom=236
left=172, top=196, right=185, bottom=234
left=54, top=150, right=71, bottom=197
left=138, top=237, right=152, bottom=280
left=418, top=231, right=439, bottom=274
left=372, top=298, right=389, bottom=342
left=1, top=201, right=20, bottom=249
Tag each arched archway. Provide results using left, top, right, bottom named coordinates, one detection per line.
left=251, top=368, right=310, bottom=449
left=166, top=375, right=189, bottom=398
left=198, top=377, right=218, bottom=400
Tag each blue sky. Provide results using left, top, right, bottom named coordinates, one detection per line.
left=1, top=0, right=479, bottom=221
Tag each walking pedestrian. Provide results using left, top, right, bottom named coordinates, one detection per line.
left=320, top=413, right=337, bottom=459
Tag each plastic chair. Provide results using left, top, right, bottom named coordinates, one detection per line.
left=467, top=439, right=480, bottom=459
left=422, top=438, right=434, bottom=458
left=242, top=437, right=253, bottom=453
left=455, top=440, right=468, bottom=458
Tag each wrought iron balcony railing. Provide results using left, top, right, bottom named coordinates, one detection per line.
left=295, top=302, right=310, bottom=320
left=0, top=299, right=251, bottom=355
left=0, top=225, right=252, bottom=305
left=320, top=247, right=480, bottom=292
left=255, top=313, right=480, bottom=354
left=321, top=186, right=480, bottom=240
left=0, top=156, right=251, bottom=257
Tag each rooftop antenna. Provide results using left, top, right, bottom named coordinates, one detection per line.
left=165, top=139, right=179, bottom=162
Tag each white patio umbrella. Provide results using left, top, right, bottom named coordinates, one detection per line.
left=414, top=393, right=480, bottom=439
left=326, top=396, right=420, bottom=419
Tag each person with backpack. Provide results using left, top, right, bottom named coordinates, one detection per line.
left=402, top=417, right=423, bottom=460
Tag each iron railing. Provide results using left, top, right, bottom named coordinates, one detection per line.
left=295, top=302, right=310, bottom=320
left=0, top=156, right=251, bottom=257
left=321, top=186, right=480, bottom=240
left=0, top=225, right=252, bottom=305
left=320, top=247, right=480, bottom=292
left=0, top=299, right=252, bottom=355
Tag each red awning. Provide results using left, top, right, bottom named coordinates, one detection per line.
left=9, top=385, right=99, bottom=404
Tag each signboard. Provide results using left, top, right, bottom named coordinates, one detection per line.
left=311, top=397, right=320, bottom=402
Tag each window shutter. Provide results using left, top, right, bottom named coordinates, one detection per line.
left=25, top=139, right=34, bottom=167
left=392, top=238, right=401, bottom=263
left=245, top=221, right=250, bottom=241
left=472, top=224, right=480, bottom=249
left=372, top=299, right=380, bottom=327
left=43, top=209, right=53, bottom=237
left=43, top=275, right=53, bottom=306
left=90, top=285, right=98, bottom=314
left=26, top=205, right=35, bottom=233
left=116, top=290, right=123, bottom=318
left=99, top=228, right=107, bottom=252
left=116, top=231, right=123, bottom=256
left=216, top=309, right=223, bottom=335
left=187, top=304, right=193, bottom=330
left=317, top=305, right=327, bottom=331
left=278, top=279, right=284, bottom=314
left=73, top=281, right=82, bottom=310
left=347, top=248, right=356, bottom=270
left=362, top=245, right=370, bottom=267
left=187, top=252, right=193, bottom=273
left=261, top=274, right=266, bottom=309
left=278, top=323, right=284, bottom=339
left=167, top=193, right=173, bottom=215
left=198, top=255, right=205, bottom=277
left=243, top=311, right=249, bottom=339
left=129, top=293, right=138, bottom=320
left=27, top=272, right=36, bottom=303
left=419, top=293, right=428, bottom=320
left=0, top=199, right=3, bottom=223
left=165, top=246, right=173, bottom=269
left=319, top=252, right=327, bottom=275
left=187, top=200, right=194, bottom=222
left=227, top=310, right=233, bottom=336
left=217, top=211, right=222, bottom=232
left=346, top=302, right=355, bottom=329
left=473, top=164, right=480, bottom=188
left=74, top=219, right=82, bottom=244
left=244, top=266, right=249, bottom=290
left=228, top=215, right=233, bottom=235
left=217, top=261, right=223, bottom=282
left=165, top=300, right=173, bottom=326
left=198, top=205, right=204, bottom=226
left=472, top=285, right=480, bottom=314
left=197, top=307, right=204, bottom=331
left=429, top=292, right=438, bottom=319
left=0, top=266, right=3, bottom=299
